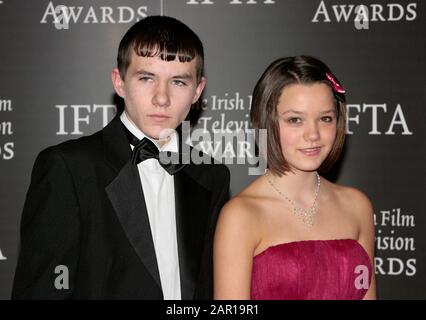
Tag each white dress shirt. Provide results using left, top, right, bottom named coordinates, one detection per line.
left=120, top=112, right=181, bottom=300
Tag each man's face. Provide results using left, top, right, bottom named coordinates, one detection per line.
left=112, top=51, right=206, bottom=141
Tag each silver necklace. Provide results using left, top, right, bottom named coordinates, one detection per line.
left=266, top=171, right=321, bottom=227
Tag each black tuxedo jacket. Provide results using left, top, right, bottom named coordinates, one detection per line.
left=12, top=115, right=230, bottom=299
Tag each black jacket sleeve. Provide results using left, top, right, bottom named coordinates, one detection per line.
left=12, top=147, right=81, bottom=299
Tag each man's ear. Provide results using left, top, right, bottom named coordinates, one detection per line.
left=192, top=77, right=207, bottom=104
left=111, top=68, right=125, bottom=98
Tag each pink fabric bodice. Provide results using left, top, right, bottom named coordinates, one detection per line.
left=251, top=239, right=372, bottom=300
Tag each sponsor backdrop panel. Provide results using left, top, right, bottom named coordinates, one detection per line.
left=0, top=0, right=163, bottom=299
left=0, top=0, right=424, bottom=299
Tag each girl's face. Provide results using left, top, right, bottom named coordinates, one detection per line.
left=276, top=82, right=337, bottom=173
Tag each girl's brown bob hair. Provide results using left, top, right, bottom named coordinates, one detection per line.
left=250, top=55, right=347, bottom=176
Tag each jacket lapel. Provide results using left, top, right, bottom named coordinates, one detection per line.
left=103, top=116, right=162, bottom=292
left=174, top=162, right=212, bottom=300
left=102, top=117, right=214, bottom=298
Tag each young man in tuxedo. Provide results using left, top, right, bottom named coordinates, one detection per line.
left=12, top=16, right=230, bottom=299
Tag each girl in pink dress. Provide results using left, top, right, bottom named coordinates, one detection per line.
left=213, top=56, right=376, bottom=300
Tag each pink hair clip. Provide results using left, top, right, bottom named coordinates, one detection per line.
left=326, top=72, right=346, bottom=94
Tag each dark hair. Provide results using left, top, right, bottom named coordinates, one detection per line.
left=250, top=55, right=347, bottom=176
left=117, top=16, right=204, bottom=83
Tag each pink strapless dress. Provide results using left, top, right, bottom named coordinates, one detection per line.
left=251, top=239, right=372, bottom=300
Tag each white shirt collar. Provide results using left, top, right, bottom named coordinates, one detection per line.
left=120, top=111, right=182, bottom=299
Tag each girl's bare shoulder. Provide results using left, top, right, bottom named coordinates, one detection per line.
left=324, top=178, right=374, bottom=221
left=217, top=176, right=271, bottom=235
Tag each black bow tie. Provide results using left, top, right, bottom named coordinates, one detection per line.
left=123, top=125, right=186, bottom=175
